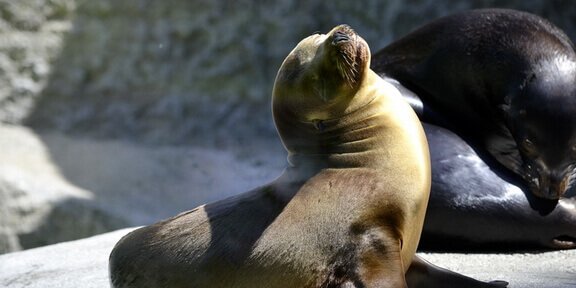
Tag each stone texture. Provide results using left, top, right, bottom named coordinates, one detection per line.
left=0, top=123, right=284, bottom=254
left=1, top=227, right=575, bottom=288
left=0, top=123, right=122, bottom=253
left=15, top=0, right=576, bottom=146
left=0, top=228, right=133, bottom=288
left=0, top=0, right=76, bottom=124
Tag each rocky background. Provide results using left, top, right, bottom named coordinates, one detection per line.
left=1, top=0, right=576, bottom=254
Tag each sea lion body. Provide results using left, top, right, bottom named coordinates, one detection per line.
left=372, top=8, right=576, bottom=200
left=109, top=25, right=506, bottom=287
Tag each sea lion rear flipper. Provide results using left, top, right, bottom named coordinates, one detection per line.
left=350, top=236, right=408, bottom=288
left=405, top=255, right=508, bottom=288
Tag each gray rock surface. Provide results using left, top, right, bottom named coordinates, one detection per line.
left=0, top=0, right=76, bottom=124
left=0, top=228, right=132, bottom=288
left=0, top=123, right=284, bottom=253
left=0, top=124, right=123, bottom=253
left=1, top=228, right=575, bottom=288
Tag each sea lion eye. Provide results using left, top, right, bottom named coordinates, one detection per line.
left=312, top=119, right=326, bottom=131
left=520, top=139, right=537, bottom=156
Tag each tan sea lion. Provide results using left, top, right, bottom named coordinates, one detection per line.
left=109, top=25, right=506, bottom=288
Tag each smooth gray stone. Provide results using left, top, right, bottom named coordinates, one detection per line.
left=1, top=228, right=575, bottom=288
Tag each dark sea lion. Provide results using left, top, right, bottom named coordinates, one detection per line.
left=372, top=8, right=576, bottom=200
left=421, top=123, right=576, bottom=250
left=109, top=25, right=506, bottom=287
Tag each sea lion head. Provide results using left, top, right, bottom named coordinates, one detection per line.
left=272, top=25, right=371, bottom=153
left=506, top=57, right=576, bottom=200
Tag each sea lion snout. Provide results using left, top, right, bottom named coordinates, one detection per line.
left=549, top=169, right=573, bottom=196
left=326, top=24, right=367, bottom=88
left=525, top=162, right=574, bottom=199
left=540, top=173, right=569, bottom=200
left=331, top=31, right=350, bottom=44
left=509, top=84, right=576, bottom=200
left=330, top=25, right=354, bottom=45
left=272, top=24, right=370, bottom=126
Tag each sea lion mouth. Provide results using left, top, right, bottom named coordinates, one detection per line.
left=330, top=24, right=355, bottom=44
left=332, top=29, right=351, bottom=45
left=524, top=164, right=575, bottom=200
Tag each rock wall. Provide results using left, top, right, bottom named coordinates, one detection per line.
left=11, top=0, right=576, bottom=146
left=0, top=0, right=75, bottom=124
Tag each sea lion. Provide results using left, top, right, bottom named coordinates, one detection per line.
left=420, top=123, right=576, bottom=250
left=380, top=75, right=576, bottom=251
left=372, top=8, right=576, bottom=200
left=109, top=25, right=506, bottom=287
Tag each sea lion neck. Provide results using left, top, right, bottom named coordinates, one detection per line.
left=280, top=73, right=412, bottom=170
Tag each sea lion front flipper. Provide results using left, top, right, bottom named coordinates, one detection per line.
left=405, top=256, right=508, bottom=288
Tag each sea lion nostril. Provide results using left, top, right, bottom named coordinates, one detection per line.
left=332, top=32, right=349, bottom=44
